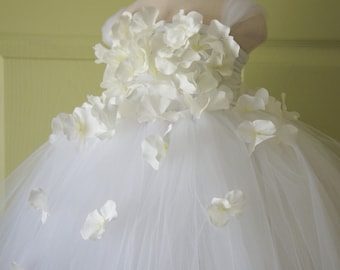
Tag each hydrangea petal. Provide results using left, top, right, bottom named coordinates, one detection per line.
left=141, top=125, right=172, bottom=170
left=237, top=120, right=276, bottom=153
left=81, top=200, right=117, bottom=241
left=28, top=188, right=49, bottom=224
left=207, top=190, right=246, bottom=227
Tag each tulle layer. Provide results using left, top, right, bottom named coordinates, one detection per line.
left=0, top=110, right=339, bottom=270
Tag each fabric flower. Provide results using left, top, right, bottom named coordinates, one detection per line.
left=11, top=262, right=25, bottom=270
left=130, top=7, right=161, bottom=35
left=141, top=125, right=172, bottom=170
left=237, top=119, right=276, bottom=153
left=235, top=88, right=269, bottom=113
left=81, top=200, right=118, bottom=241
left=207, top=190, right=246, bottom=227
left=163, top=10, right=202, bottom=49
left=88, top=95, right=118, bottom=139
left=28, top=188, right=49, bottom=224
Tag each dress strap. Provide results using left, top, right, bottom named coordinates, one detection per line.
left=221, top=0, right=266, bottom=26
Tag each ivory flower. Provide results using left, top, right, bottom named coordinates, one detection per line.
left=237, top=120, right=277, bottom=153
left=28, top=188, right=49, bottom=224
left=235, top=88, right=269, bottom=113
left=141, top=125, right=172, bottom=170
left=81, top=200, right=118, bottom=241
left=207, top=190, right=246, bottom=227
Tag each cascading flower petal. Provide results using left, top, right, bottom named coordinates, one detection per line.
left=141, top=125, right=172, bottom=170
left=81, top=200, right=118, bottom=241
left=28, top=188, right=49, bottom=224
left=237, top=119, right=277, bottom=153
left=207, top=190, right=246, bottom=227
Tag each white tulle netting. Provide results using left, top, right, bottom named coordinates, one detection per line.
left=0, top=4, right=339, bottom=270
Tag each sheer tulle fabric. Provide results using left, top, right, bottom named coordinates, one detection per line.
left=222, top=0, right=267, bottom=26
left=0, top=0, right=339, bottom=269
left=0, top=111, right=339, bottom=270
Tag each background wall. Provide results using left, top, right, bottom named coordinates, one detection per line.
left=0, top=0, right=339, bottom=181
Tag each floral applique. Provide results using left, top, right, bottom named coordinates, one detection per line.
left=237, top=119, right=276, bottom=154
left=49, top=7, right=240, bottom=169
left=141, top=124, right=172, bottom=169
left=28, top=188, right=49, bottom=224
left=81, top=200, right=118, bottom=240
left=207, top=190, right=246, bottom=227
left=49, top=7, right=299, bottom=167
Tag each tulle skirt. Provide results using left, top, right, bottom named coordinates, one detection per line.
left=0, top=110, right=339, bottom=270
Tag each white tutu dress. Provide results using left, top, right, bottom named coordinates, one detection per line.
left=1, top=1, right=339, bottom=269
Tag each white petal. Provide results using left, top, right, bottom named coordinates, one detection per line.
left=237, top=120, right=276, bottom=153
left=207, top=190, right=246, bottom=227
left=141, top=132, right=169, bottom=170
left=255, top=88, right=269, bottom=105
left=235, top=94, right=266, bottom=112
left=131, top=7, right=160, bottom=33
left=28, top=188, right=49, bottom=224
left=155, top=56, right=177, bottom=75
left=176, top=73, right=197, bottom=94
left=207, top=204, right=231, bottom=227
left=206, top=90, right=232, bottom=111
left=225, top=190, right=246, bottom=218
left=81, top=200, right=118, bottom=241
left=141, top=136, right=161, bottom=170
left=211, top=197, right=231, bottom=209
left=81, top=210, right=106, bottom=240
left=137, top=96, right=172, bottom=123
left=182, top=94, right=210, bottom=119
left=99, top=200, right=118, bottom=222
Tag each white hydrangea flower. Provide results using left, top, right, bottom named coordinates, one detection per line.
left=110, top=11, right=133, bottom=43
left=50, top=8, right=255, bottom=146
left=130, top=7, right=162, bottom=35
left=207, top=190, right=246, bottom=227
left=182, top=94, right=210, bottom=119
left=206, top=89, right=233, bottom=111
left=203, top=20, right=239, bottom=76
left=141, top=125, right=172, bottom=170
left=237, top=119, right=277, bottom=153
left=28, top=188, right=49, bottom=224
left=87, top=96, right=118, bottom=139
left=235, top=88, right=269, bottom=113
left=163, top=10, right=202, bottom=49
left=81, top=200, right=118, bottom=241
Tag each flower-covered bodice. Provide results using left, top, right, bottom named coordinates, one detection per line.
left=50, top=7, right=299, bottom=170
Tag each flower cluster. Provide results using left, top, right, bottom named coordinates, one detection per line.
left=49, top=7, right=299, bottom=167
left=49, top=7, right=240, bottom=166
left=234, top=88, right=299, bottom=153
left=207, top=190, right=246, bottom=227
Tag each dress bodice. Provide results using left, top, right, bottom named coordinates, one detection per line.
left=101, top=0, right=264, bottom=94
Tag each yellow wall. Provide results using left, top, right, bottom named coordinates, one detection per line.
left=246, top=0, right=340, bottom=144
left=0, top=0, right=339, bottom=177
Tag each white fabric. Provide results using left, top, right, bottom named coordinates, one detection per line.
left=102, top=0, right=266, bottom=46
left=222, top=0, right=267, bottom=26
left=0, top=4, right=339, bottom=270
